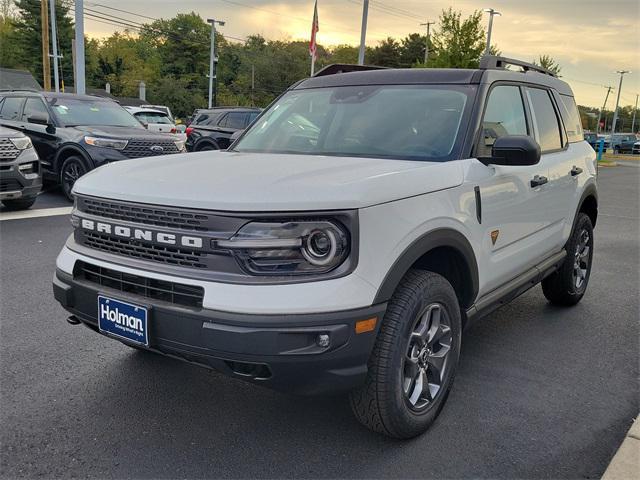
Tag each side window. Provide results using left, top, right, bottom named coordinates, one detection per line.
left=477, top=85, right=527, bottom=157
left=22, top=98, right=49, bottom=122
left=0, top=97, right=25, bottom=120
left=223, top=112, right=247, bottom=129
left=246, top=112, right=259, bottom=127
left=525, top=87, right=563, bottom=152
left=558, top=94, right=583, bottom=143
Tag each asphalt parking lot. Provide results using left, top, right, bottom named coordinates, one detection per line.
left=1, top=165, right=638, bottom=479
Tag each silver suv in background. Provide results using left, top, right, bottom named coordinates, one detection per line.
left=0, top=125, right=41, bottom=210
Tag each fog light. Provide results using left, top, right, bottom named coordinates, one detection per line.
left=70, top=215, right=80, bottom=228
left=316, top=333, right=330, bottom=348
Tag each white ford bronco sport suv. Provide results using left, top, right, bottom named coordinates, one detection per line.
left=53, top=56, right=597, bottom=438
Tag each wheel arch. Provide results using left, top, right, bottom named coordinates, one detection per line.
left=373, top=228, right=479, bottom=311
left=54, top=145, right=93, bottom=173
left=577, top=183, right=598, bottom=228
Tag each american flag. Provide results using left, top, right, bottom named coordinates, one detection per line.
left=309, top=0, right=319, bottom=60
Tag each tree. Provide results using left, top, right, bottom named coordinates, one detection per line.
left=534, top=54, right=562, bottom=75
left=428, top=8, right=486, bottom=68
left=399, top=33, right=427, bottom=67
left=330, top=44, right=359, bottom=64
left=11, top=0, right=74, bottom=88
left=369, top=37, right=401, bottom=68
left=0, top=0, right=18, bottom=68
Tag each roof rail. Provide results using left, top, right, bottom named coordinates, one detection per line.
left=0, top=88, right=42, bottom=93
left=479, top=55, right=557, bottom=77
left=313, top=63, right=387, bottom=77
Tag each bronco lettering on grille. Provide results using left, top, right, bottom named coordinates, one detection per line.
left=80, top=218, right=203, bottom=249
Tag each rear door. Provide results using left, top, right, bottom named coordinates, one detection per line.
left=524, top=87, right=575, bottom=252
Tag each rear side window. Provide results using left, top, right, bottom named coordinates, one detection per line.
left=477, top=85, right=527, bottom=157
left=0, top=96, right=25, bottom=120
left=558, top=95, right=583, bottom=142
left=22, top=98, right=49, bottom=122
left=247, top=111, right=259, bottom=126
left=221, top=112, right=246, bottom=129
left=525, top=88, right=563, bottom=152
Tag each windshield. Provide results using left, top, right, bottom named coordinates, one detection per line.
left=48, top=98, right=143, bottom=128
left=234, top=85, right=473, bottom=161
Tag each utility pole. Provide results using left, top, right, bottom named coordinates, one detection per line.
left=420, top=21, right=435, bottom=64
left=596, top=86, right=612, bottom=134
left=483, top=8, right=501, bottom=56
left=358, top=0, right=369, bottom=65
left=632, top=94, right=638, bottom=133
left=207, top=18, right=225, bottom=109
left=41, top=0, right=51, bottom=91
left=74, top=0, right=85, bottom=95
left=251, top=64, right=255, bottom=107
left=49, top=0, right=60, bottom=92
left=610, top=70, right=630, bottom=136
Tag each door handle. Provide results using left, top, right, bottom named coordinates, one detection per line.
left=570, top=166, right=583, bottom=176
left=530, top=175, right=548, bottom=188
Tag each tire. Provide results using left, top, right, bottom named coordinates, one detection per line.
left=196, top=142, right=218, bottom=152
left=542, top=213, right=594, bottom=306
left=60, top=156, right=89, bottom=201
left=349, top=270, right=462, bottom=439
left=2, top=196, right=37, bottom=210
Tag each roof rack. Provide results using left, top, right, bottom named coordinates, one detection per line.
left=313, top=63, right=387, bottom=77
left=0, top=88, right=42, bottom=93
left=479, top=55, right=557, bottom=77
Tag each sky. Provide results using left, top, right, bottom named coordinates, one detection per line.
left=82, top=0, right=640, bottom=108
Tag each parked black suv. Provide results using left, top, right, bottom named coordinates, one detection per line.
left=0, top=91, right=186, bottom=200
left=186, top=107, right=260, bottom=152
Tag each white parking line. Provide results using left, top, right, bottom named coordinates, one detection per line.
left=0, top=206, right=73, bottom=222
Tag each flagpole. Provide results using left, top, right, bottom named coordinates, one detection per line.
left=311, top=56, right=315, bottom=76
left=309, top=0, right=318, bottom=77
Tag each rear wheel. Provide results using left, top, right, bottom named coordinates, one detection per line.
left=349, top=270, right=461, bottom=438
left=542, top=213, right=594, bottom=306
left=60, top=156, right=88, bottom=201
left=2, top=196, right=37, bottom=210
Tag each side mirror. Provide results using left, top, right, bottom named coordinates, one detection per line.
left=485, top=135, right=541, bottom=167
left=28, top=113, right=51, bottom=126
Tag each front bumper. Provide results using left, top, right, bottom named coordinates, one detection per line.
left=53, top=269, right=386, bottom=395
left=0, top=149, right=42, bottom=200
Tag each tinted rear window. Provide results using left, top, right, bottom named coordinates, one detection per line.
left=558, top=95, right=583, bottom=143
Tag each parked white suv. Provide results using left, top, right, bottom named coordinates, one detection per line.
left=53, top=57, right=597, bottom=438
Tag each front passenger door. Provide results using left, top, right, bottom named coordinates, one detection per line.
left=20, top=97, right=58, bottom=170
left=474, top=84, right=551, bottom=293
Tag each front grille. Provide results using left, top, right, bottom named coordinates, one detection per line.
left=74, top=261, right=204, bottom=308
left=0, top=139, right=20, bottom=162
left=0, top=178, right=22, bottom=192
left=80, top=197, right=210, bottom=232
left=84, top=231, right=207, bottom=269
left=122, top=139, right=179, bottom=159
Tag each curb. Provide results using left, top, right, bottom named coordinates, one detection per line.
left=597, top=161, right=618, bottom=168
left=602, top=417, right=639, bottom=479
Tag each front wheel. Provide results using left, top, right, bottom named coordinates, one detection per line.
left=349, top=270, right=461, bottom=439
left=60, top=156, right=88, bottom=201
left=542, top=213, right=594, bottom=306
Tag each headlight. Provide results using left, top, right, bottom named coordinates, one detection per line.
left=216, top=220, right=349, bottom=275
left=174, top=139, right=186, bottom=151
left=9, top=137, right=32, bottom=150
left=84, top=136, right=128, bottom=150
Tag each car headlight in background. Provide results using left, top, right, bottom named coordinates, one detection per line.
left=215, top=220, right=350, bottom=275
left=174, top=139, right=186, bottom=151
left=84, top=136, right=128, bottom=150
left=9, top=137, right=32, bottom=150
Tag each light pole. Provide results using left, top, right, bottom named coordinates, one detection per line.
left=50, top=0, right=60, bottom=92
left=358, top=0, right=369, bottom=65
left=610, top=70, right=630, bottom=136
left=483, top=8, right=501, bottom=56
left=207, top=18, right=225, bottom=109
left=420, top=21, right=435, bottom=64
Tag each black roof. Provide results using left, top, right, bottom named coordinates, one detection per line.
left=196, top=107, right=261, bottom=114
left=0, top=90, right=118, bottom=102
left=298, top=68, right=481, bottom=89
left=0, top=68, right=42, bottom=91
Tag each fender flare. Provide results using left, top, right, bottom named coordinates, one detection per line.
left=373, top=228, right=479, bottom=307
left=54, top=145, right=93, bottom=173
left=574, top=182, right=598, bottom=228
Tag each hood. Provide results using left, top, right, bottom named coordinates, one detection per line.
left=74, top=151, right=464, bottom=211
left=70, top=125, right=175, bottom=140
